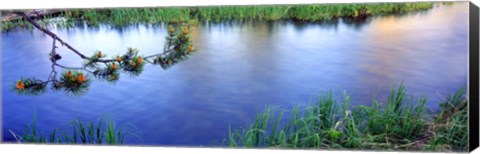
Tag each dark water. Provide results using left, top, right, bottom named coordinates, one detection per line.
left=2, top=3, right=468, bottom=146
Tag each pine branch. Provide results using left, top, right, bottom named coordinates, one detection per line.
left=11, top=10, right=196, bottom=96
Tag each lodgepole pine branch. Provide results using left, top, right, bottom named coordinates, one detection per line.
left=10, top=10, right=196, bottom=96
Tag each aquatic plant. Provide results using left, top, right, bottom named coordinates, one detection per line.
left=222, top=84, right=468, bottom=152
left=9, top=113, right=141, bottom=144
left=8, top=11, right=196, bottom=96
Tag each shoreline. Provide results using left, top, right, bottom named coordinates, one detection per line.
left=1, top=2, right=436, bottom=31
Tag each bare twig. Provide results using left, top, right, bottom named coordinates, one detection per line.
left=54, top=63, right=94, bottom=74
left=144, top=59, right=155, bottom=64
left=48, top=35, right=60, bottom=87
left=143, top=48, right=175, bottom=59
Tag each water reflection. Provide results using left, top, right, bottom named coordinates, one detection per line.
left=2, top=2, right=468, bottom=146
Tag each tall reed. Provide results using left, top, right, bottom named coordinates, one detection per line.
left=223, top=83, right=468, bottom=152
left=9, top=114, right=141, bottom=145
left=2, top=2, right=436, bottom=31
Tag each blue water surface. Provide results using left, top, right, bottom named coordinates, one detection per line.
left=2, top=2, right=468, bottom=146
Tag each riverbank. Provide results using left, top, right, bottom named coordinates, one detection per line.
left=222, top=84, right=468, bottom=152
left=9, top=84, right=468, bottom=152
left=8, top=114, right=138, bottom=144
left=1, top=2, right=437, bottom=31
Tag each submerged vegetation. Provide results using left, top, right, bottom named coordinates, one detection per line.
left=9, top=114, right=140, bottom=144
left=222, top=84, right=468, bottom=152
left=1, top=2, right=436, bottom=31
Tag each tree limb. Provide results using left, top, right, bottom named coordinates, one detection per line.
left=10, top=10, right=195, bottom=96
left=15, top=11, right=89, bottom=59
left=13, top=10, right=181, bottom=63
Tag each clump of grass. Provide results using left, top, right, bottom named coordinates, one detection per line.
left=223, top=83, right=468, bottom=152
left=423, top=89, right=468, bottom=151
left=2, top=2, right=437, bottom=31
left=1, top=13, right=76, bottom=31
left=9, top=113, right=141, bottom=145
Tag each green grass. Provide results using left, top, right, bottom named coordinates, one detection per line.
left=9, top=114, right=141, bottom=145
left=7, top=82, right=468, bottom=152
left=222, top=83, right=468, bottom=152
left=2, top=2, right=436, bottom=31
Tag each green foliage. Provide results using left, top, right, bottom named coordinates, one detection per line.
left=13, top=78, right=47, bottom=95
left=2, top=2, right=437, bottom=31
left=86, top=47, right=147, bottom=84
left=154, top=26, right=195, bottom=69
left=10, top=113, right=140, bottom=145
left=222, top=84, right=468, bottom=152
left=424, top=89, right=468, bottom=151
left=53, top=70, right=91, bottom=96
left=84, top=50, right=107, bottom=69
left=118, top=47, right=145, bottom=76
left=352, top=83, right=428, bottom=141
left=1, top=18, right=34, bottom=31
left=93, top=61, right=120, bottom=83
left=13, top=24, right=193, bottom=96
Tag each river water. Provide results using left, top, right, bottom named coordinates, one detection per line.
left=2, top=2, right=468, bottom=146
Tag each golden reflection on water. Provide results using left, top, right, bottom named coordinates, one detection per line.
left=358, top=2, right=468, bottom=86
left=1, top=2, right=469, bottom=145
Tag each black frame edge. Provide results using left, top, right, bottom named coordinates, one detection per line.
left=469, top=1, right=480, bottom=152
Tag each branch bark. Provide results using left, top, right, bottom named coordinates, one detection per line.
left=15, top=11, right=89, bottom=59
left=13, top=10, right=181, bottom=64
left=10, top=10, right=193, bottom=95
left=48, top=35, right=58, bottom=85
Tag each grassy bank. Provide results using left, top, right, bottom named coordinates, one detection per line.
left=6, top=83, right=468, bottom=151
left=222, top=84, right=468, bottom=152
left=9, top=114, right=141, bottom=144
left=2, top=2, right=436, bottom=31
